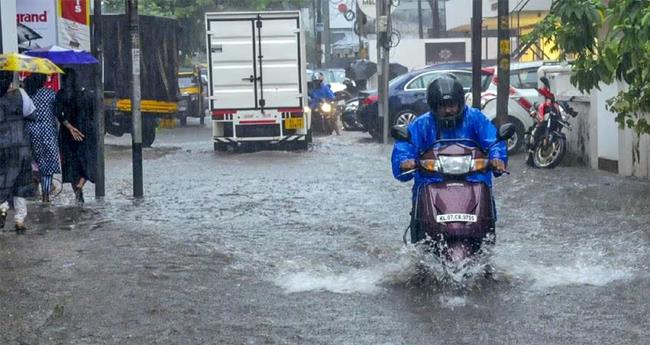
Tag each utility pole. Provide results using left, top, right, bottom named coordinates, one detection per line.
left=127, top=0, right=143, bottom=198
left=471, top=0, right=482, bottom=109
left=496, top=0, right=510, bottom=126
left=323, top=0, right=331, bottom=66
left=417, top=0, right=423, bottom=39
left=92, top=0, right=105, bottom=198
left=316, top=0, right=322, bottom=68
left=376, top=0, right=390, bottom=143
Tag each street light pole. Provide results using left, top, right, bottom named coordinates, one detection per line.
left=376, top=0, right=390, bottom=144
left=471, top=0, right=482, bottom=109
left=93, top=0, right=105, bottom=198
left=323, top=0, right=331, bottom=66
left=126, top=0, right=143, bottom=198
left=496, top=0, right=510, bottom=126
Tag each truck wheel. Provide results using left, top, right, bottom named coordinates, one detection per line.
left=142, top=118, right=157, bottom=148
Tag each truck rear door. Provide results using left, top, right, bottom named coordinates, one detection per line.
left=206, top=13, right=303, bottom=111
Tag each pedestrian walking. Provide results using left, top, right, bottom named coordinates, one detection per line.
left=54, top=68, right=96, bottom=204
left=0, top=70, right=36, bottom=233
left=23, top=73, right=60, bottom=203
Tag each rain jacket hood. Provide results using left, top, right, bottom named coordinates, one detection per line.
left=391, top=105, right=508, bottom=197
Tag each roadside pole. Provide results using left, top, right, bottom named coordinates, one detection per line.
left=92, top=0, right=105, bottom=198
left=376, top=0, right=390, bottom=144
left=496, top=0, right=510, bottom=126
left=323, top=0, right=331, bottom=66
left=127, top=0, right=143, bottom=198
left=471, top=0, right=482, bottom=109
left=316, top=0, right=322, bottom=68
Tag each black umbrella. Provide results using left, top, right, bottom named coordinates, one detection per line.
left=349, top=59, right=377, bottom=80
left=389, top=63, right=409, bottom=80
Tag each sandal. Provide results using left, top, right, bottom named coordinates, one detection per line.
left=15, top=222, right=27, bottom=234
left=0, top=209, right=6, bottom=231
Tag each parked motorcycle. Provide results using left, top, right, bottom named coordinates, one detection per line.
left=392, top=123, right=515, bottom=264
left=341, top=98, right=364, bottom=131
left=524, top=77, right=579, bottom=168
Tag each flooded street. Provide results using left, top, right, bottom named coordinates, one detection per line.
left=1, top=120, right=649, bottom=344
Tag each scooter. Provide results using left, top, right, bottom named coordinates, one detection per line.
left=392, top=123, right=515, bottom=263
left=310, top=99, right=339, bottom=135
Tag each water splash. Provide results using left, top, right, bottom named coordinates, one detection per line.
left=273, top=246, right=496, bottom=295
left=505, top=260, right=633, bottom=289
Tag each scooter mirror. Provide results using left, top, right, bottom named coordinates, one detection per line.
left=391, top=125, right=410, bottom=142
left=540, top=76, right=551, bottom=89
left=498, top=123, right=516, bottom=141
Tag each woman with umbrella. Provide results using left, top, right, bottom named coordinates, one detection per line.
left=0, top=53, right=60, bottom=232
left=23, top=73, right=60, bottom=203
left=25, top=46, right=99, bottom=205
left=55, top=68, right=96, bottom=205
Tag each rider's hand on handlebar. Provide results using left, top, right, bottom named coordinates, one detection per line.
left=400, top=159, right=416, bottom=171
left=490, top=159, right=507, bottom=174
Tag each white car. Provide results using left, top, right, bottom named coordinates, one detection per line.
left=473, top=61, right=559, bottom=153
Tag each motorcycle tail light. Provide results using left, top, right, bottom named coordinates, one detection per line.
left=471, top=158, right=489, bottom=171
left=361, top=95, right=379, bottom=106
left=420, top=159, right=439, bottom=172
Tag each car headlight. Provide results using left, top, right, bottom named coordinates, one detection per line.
left=438, top=155, right=473, bottom=175
left=320, top=102, right=332, bottom=113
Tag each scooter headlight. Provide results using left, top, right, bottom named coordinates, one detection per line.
left=438, top=155, right=473, bottom=175
left=320, top=102, right=333, bottom=113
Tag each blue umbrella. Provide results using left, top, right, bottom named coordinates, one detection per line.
left=24, top=45, right=98, bottom=65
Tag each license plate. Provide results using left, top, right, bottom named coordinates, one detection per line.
left=436, top=214, right=477, bottom=223
left=285, top=118, right=304, bottom=129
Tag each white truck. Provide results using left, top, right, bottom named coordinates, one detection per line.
left=205, top=11, right=311, bottom=151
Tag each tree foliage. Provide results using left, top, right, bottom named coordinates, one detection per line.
left=523, top=0, right=650, bottom=135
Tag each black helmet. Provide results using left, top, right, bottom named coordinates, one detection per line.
left=427, top=75, right=466, bottom=129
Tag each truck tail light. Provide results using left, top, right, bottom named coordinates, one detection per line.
left=212, top=109, right=236, bottom=120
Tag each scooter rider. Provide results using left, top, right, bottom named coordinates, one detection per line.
left=308, top=72, right=340, bottom=135
left=391, top=75, right=508, bottom=243
left=308, top=72, right=335, bottom=109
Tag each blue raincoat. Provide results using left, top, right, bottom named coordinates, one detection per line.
left=308, top=83, right=335, bottom=109
left=391, top=106, right=508, bottom=198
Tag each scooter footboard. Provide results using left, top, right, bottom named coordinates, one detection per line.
left=417, top=181, right=494, bottom=240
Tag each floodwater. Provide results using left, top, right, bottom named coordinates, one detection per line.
left=1, top=120, right=648, bottom=344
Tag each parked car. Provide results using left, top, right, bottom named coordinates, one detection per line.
left=470, top=61, right=560, bottom=152
left=356, top=67, right=493, bottom=139
left=176, top=70, right=208, bottom=126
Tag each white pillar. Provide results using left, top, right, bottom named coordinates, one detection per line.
left=0, top=1, right=18, bottom=53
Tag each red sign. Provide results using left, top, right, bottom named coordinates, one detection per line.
left=59, top=0, right=89, bottom=25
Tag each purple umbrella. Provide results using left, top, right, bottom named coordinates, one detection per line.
left=24, top=45, right=98, bottom=65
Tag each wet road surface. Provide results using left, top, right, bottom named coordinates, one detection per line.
left=1, top=120, right=649, bottom=344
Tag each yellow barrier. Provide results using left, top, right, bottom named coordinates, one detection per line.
left=115, top=99, right=178, bottom=113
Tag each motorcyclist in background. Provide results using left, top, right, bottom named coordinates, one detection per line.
left=391, top=75, right=508, bottom=243
left=308, top=72, right=339, bottom=135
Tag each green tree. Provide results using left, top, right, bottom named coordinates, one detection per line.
left=523, top=0, right=650, bottom=135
